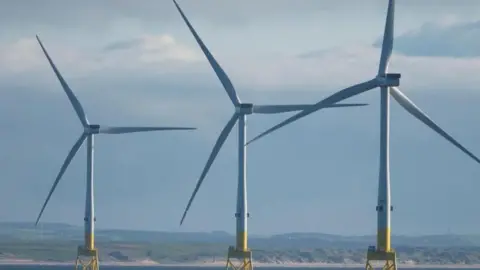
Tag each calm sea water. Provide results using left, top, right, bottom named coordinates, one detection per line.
left=0, top=267, right=478, bottom=270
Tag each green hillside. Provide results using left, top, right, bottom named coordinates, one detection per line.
left=1, top=222, right=480, bottom=265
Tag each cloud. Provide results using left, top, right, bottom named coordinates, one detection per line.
left=3, top=28, right=480, bottom=102
left=0, top=36, right=217, bottom=140
left=262, top=46, right=480, bottom=93
left=374, top=20, right=480, bottom=58
left=0, top=37, right=111, bottom=83
left=0, top=38, right=68, bottom=74
left=0, top=0, right=343, bottom=31
left=103, top=35, right=201, bottom=63
left=4, top=0, right=474, bottom=33
left=0, top=34, right=203, bottom=83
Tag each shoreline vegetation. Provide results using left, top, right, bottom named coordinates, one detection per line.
left=6, top=246, right=480, bottom=267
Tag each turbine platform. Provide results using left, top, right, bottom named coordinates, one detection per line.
left=75, top=246, right=99, bottom=270
left=365, top=246, right=397, bottom=270
left=226, top=246, right=253, bottom=270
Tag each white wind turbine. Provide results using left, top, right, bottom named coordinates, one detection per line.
left=172, top=1, right=367, bottom=269
left=34, top=35, right=196, bottom=270
left=247, top=1, right=480, bottom=269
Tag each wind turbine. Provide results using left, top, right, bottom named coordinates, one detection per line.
left=172, top=1, right=367, bottom=269
left=34, top=35, right=196, bottom=270
left=247, top=1, right=480, bottom=270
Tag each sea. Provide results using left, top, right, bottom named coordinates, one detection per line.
left=0, top=267, right=477, bottom=270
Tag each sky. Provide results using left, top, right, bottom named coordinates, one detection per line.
left=2, top=0, right=480, bottom=237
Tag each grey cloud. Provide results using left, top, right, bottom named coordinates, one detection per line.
left=1, top=0, right=335, bottom=32
left=102, top=35, right=193, bottom=56
left=3, top=0, right=477, bottom=28
left=8, top=0, right=463, bottom=34
left=103, top=39, right=142, bottom=52
left=296, top=49, right=329, bottom=59
left=374, top=20, right=480, bottom=58
left=302, top=19, right=480, bottom=59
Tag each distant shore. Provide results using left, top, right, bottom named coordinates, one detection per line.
left=2, top=259, right=480, bottom=268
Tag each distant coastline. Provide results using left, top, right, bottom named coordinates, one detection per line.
left=2, top=259, right=480, bottom=268
left=2, top=222, right=480, bottom=267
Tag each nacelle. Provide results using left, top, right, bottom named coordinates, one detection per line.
left=236, top=103, right=254, bottom=114
left=387, top=73, right=401, bottom=79
left=376, top=73, right=401, bottom=87
left=88, top=124, right=100, bottom=134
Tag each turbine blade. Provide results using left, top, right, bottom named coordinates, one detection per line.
left=99, top=126, right=196, bottom=134
left=36, top=35, right=89, bottom=127
left=327, top=103, right=370, bottom=108
left=378, top=0, right=395, bottom=75
left=247, top=79, right=378, bottom=145
left=390, top=87, right=480, bottom=164
left=180, top=114, right=239, bottom=225
left=35, top=133, right=87, bottom=226
left=172, top=0, right=241, bottom=106
left=253, top=103, right=368, bottom=114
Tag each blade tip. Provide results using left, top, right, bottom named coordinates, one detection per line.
left=245, top=138, right=256, bottom=146
left=180, top=210, right=189, bottom=225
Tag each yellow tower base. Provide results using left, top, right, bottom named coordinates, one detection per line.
left=226, top=246, right=253, bottom=270
left=365, top=247, right=397, bottom=270
left=75, top=246, right=99, bottom=270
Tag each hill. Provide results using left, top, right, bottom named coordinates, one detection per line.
left=1, top=222, right=480, bottom=265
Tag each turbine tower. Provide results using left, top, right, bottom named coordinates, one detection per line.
left=247, top=1, right=480, bottom=270
left=35, top=35, right=196, bottom=270
left=172, top=1, right=367, bottom=270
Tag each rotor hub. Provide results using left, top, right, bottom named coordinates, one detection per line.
left=235, top=103, right=253, bottom=115
left=376, top=73, right=401, bottom=87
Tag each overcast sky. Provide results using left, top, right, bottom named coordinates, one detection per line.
left=1, top=0, right=480, bottom=236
